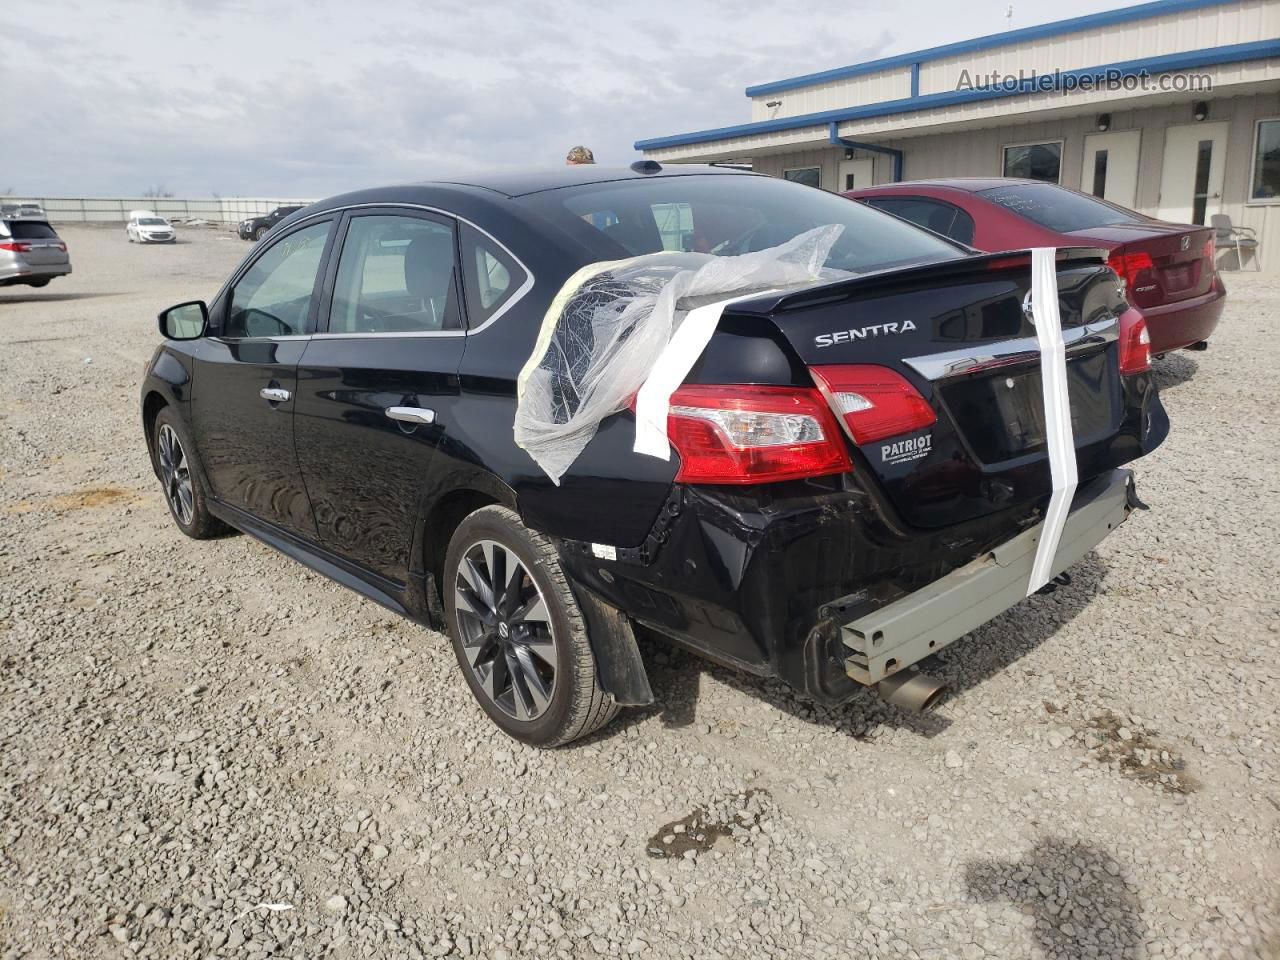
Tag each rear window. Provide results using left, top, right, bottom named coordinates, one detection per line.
left=7, top=221, right=59, bottom=240
left=979, top=183, right=1143, bottom=232
left=519, top=174, right=963, bottom=275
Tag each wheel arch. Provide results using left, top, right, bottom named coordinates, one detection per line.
left=419, top=474, right=653, bottom=708
left=141, top=389, right=170, bottom=476
left=416, top=472, right=518, bottom=625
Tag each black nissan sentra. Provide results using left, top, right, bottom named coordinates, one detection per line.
left=141, top=164, right=1167, bottom=746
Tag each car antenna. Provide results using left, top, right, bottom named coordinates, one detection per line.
left=630, top=160, right=663, bottom=175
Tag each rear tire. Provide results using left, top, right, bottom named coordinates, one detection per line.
left=443, top=505, right=619, bottom=747
left=27, top=279, right=50, bottom=288
left=152, top=407, right=229, bottom=539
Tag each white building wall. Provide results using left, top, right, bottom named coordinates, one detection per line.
left=918, top=0, right=1276, bottom=95
left=745, top=0, right=1276, bottom=122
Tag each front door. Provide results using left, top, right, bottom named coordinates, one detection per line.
left=293, top=210, right=468, bottom=582
left=838, top=158, right=875, bottom=192
left=1158, top=122, right=1229, bottom=224
left=1081, top=130, right=1140, bottom=209
left=190, top=218, right=334, bottom=537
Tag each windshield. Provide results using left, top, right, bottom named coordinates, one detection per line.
left=979, top=182, right=1144, bottom=232
left=519, top=174, right=965, bottom=274
left=139, top=217, right=168, bottom=225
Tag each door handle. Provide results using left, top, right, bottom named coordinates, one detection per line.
left=385, top=406, right=436, bottom=425
left=260, top=387, right=291, bottom=402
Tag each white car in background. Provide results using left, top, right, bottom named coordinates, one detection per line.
left=126, top=211, right=176, bottom=244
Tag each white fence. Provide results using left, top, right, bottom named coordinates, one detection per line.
left=9, top=196, right=318, bottom=225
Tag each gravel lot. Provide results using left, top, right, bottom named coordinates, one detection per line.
left=1, top=224, right=1277, bottom=960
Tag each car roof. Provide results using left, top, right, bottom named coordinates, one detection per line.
left=411, top=163, right=757, bottom=199
left=857, top=177, right=1054, bottom=195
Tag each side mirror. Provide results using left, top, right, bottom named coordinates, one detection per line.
left=158, top=300, right=208, bottom=340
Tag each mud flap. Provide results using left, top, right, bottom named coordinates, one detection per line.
left=573, top=585, right=655, bottom=706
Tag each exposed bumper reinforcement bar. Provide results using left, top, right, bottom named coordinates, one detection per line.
left=842, top=468, right=1134, bottom=686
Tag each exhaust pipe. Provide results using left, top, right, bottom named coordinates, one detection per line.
left=875, top=670, right=948, bottom=712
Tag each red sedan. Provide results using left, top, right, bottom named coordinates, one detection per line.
left=845, top=178, right=1225, bottom=355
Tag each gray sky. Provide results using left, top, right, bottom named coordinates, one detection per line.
left=7, top=0, right=1125, bottom=198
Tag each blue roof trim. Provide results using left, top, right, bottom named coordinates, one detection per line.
left=743, top=0, right=1240, bottom=97
left=635, top=38, right=1280, bottom=151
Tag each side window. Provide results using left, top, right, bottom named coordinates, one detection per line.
left=459, top=222, right=528, bottom=328
left=329, top=215, right=460, bottom=334
left=867, top=197, right=974, bottom=245
left=227, top=220, right=331, bottom=338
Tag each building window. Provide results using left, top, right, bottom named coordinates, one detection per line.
left=1191, top=138, right=1214, bottom=225
left=1002, top=141, right=1062, bottom=183
left=1251, top=119, right=1280, bottom=202
left=1091, top=150, right=1109, bottom=198
left=783, top=166, right=822, bottom=189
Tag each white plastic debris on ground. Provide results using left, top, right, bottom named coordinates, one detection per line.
left=514, top=225, right=847, bottom=484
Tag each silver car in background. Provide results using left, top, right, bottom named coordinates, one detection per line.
left=0, top=218, right=71, bottom=288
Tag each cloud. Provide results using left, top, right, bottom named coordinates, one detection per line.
left=5, top=0, right=1121, bottom=197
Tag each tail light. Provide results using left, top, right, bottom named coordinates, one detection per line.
left=0, top=242, right=32, bottom=253
left=809, top=365, right=936, bottom=444
left=665, top=384, right=852, bottom=484
left=1106, top=250, right=1154, bottom=290
left=1203, top=236, right=1215, bottom=263
left=1118, top=308, right=1151, bottom=374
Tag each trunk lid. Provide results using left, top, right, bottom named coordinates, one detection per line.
left=5, top=221, right=68, bottom=266
left=728, top=249, right=1151, bottom=529
left=1074, top=222, right=1216, bottom=309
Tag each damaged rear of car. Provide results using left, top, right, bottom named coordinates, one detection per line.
left=516, top=172, right=1166, bottom=718
left=142, top=165, right=1167, bottom=747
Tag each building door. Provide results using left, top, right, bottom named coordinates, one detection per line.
left=1081, top=131, right=1140, bottom=210
left=838, top=158, right=875, bottom=192
left=1158, top=122, right=1228, bottom=225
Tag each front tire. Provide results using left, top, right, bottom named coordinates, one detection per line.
left=253, top=226, right=267, bottom=241
left=443, top=505, right=619, bottom=747
left=152, top=407, right=228, bottom=539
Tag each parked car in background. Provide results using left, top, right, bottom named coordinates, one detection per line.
left=126, top=210, right=176, bottom=243
left=1, top=217, right=71, bottom=288
left=847, top=178, right=1225, bottom=355
left=238, top=205, right=303, bottom=241
left=141, top=166, right=1166, bottom=746
left=1, top=202, right=46, bottom=219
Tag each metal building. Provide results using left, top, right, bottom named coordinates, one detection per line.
left=635, top=0, right=1280, bottom=269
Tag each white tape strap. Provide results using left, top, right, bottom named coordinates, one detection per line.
left=1026, top=247, right=1079, bottom=595
left=633, top=291, right=779, bottom=460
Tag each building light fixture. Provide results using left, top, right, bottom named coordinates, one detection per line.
left=1193, top=101, right=1209, bottom=121
left=1096, top=113, right=1111, bottom=132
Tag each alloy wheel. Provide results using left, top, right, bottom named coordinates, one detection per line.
left=157, top=424, right=194, bottom=526
left=453, top=539, right=557, bottom=722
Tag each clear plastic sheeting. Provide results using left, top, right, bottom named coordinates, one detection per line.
left=515, top=225, right=846, bottom=484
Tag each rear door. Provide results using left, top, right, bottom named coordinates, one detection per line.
left=190, top=217, right=335, bottom=537
left=294, top=209, right=520, bottom=582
